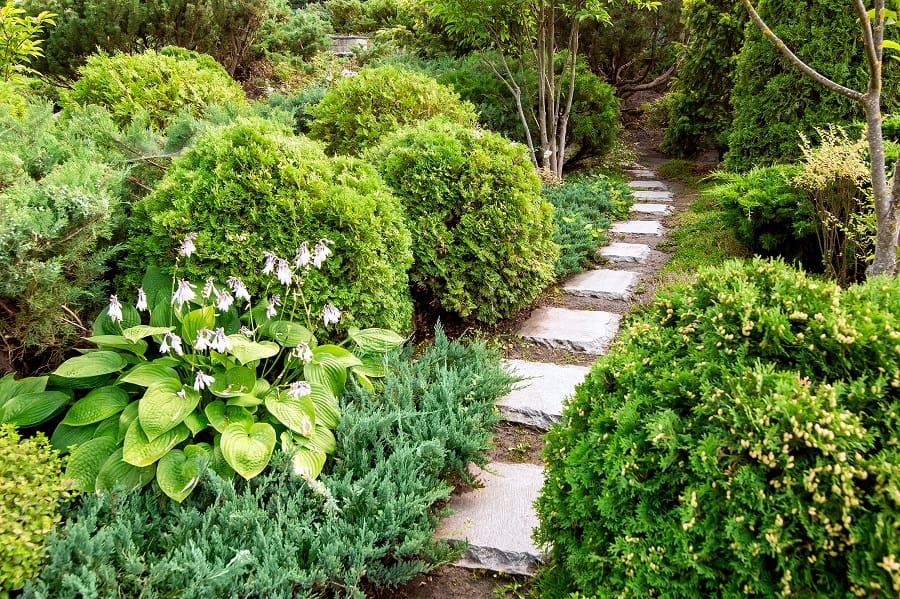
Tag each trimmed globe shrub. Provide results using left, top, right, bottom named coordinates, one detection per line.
left=369, top=118, right=558, bottom=323
left=537, top=258, right=900, bottom=597
left=64, top=47, right=247, bottom=129
left=307, top=65, right=477, bottom=156
left=124, top=118, right=414, bottom=333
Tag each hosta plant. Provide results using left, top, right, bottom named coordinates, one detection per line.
left=0, top=234, right=404, bottom=502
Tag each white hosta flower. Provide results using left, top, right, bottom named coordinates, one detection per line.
left=215, top=288, right=234, bottom=311
left=276, top=259, right=292, bottom=285
left=262, top=251, right=278, bottom=275
left=322, top=303, right=341, bottom=326
left=239, top=326, right=253, bottom=336
left=176, top=389, right=187, bottom=399
left=292, top=342, right=313, bottom=362
left=178, top=232, right=198, bottom=258
left=227, top=276, right=251, bottom=302
left=211, top=328, right=232, bottom=353
left=194, top=328, right=212, bottom=352
left=294, top=242, right=311, bottom=269
left=160, top=332, right=184, bottom=356
left=107, top=295, right=123, bottom=323
left=288, top=381, right=312, bottom=398
left=202, top=277, right=217, bottom=299
left=173, top=279, right=197, bottom=308
left=312, top=238, right=334, bottom=269
left=135, top=288, right=148, bottom=312
left=266, top=295, right=281, bottom=319
left=193, top=370, right=215, bottom=391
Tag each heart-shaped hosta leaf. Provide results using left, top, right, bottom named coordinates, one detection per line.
left=84, top=335, right=148, bottom=357
left=221, top=421, right=276, bottom=480
left=265, top=389, right=315, bottom=436
left=53, top=351, right=128, bottom=379
left=347, top=327, right=405, bottom=353
left=205, top=401, right=254, bottom=433
left=310, top=383, right=341, bottom=429
left=227, top=336, right=280, bottom=365
left=51, top=421, right=99, bottom=454
left=183, top=410, right=209, bottom=435
left=1, top=390, right=71, bottom=427
left=66, top=436, right=119, bottom=492
left=122, top=419, right=189, bottom=467
left=119, top=363, right=179, bottom=387
left=142, top=266, right=171, bottom=307
left=149, top=298, right=173, bottom=328
left=304, top=353, right=347, bottom=397
left=121, top=325, right=174, bottom=343
left=291, top=447, right=326, bottom=480
left=0, top=374, right=47, bottom=409
left=180, top=306, right=215, bottom=350
left=94, top=413, right=124, bottom=440
left=260, top=320, right=313, bottom=347
left=304, top=425, right=337, bottom=454
left=95, top=448, right=156, bottom=493
left=211, top=435, right=235, bottom=480
left=210, top=366, right=256, bottom=398
left=313, top=345, right=362, bottom=369
left=62, top=386, right=130, bottom=426
left=156, top=446, right=209, bottom=502
left=139, top=381, right=200, bottom=441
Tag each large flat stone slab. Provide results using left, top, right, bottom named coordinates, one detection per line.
left=600, top=242, right=652, bottom=263
left=562, top=268, right=639, bottom=301
left=518, top=307, right=621, bottom=354
left=612, top=220, right=664, bottom=236
left=498, top=359, right=590, bottom=429
left=626, top=169, right=656, bottom=179
left=632, top=190, right=674, bottom=202
left=632, top=203, right=673, bottom=216
left=627, top=180, right=666, bottom=190
left=437, top=462, right=544, bottom=575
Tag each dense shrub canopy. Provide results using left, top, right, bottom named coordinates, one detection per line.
left=307, top=65, right=477, bottom=156
left=369, top=118, right=558, bottom=323
left=537, top=258, right=900, bottom=597
left=124, top=118, right=414, bottom=333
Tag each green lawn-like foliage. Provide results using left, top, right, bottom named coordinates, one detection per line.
left=537, top=258, right=900, bottom=597
left=124, top=118, right=414, bottom=334
left=369, top=118, right=558, bottom=323
left=25, top=328, right=512, bottom=598
left=307, top=65, right=477, bottom=156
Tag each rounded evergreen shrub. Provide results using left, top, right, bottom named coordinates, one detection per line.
left=566, top=62, right=620, bottom=162
left=64, top=47, right=247, bottom=130
left=368, top=118, right=558, bottom=323
left=537, top=258, right=900, bottom=597
left=124, top=118, right=414, bottom=333
left=307, top=65, right=477, bottom=156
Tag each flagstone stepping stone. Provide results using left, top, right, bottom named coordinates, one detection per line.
left=562, top=268, right=639, bottom=301
left=518, top=307, right=621, bottom=354
left=632, top=203, right=673, bottom=216
left=600, top=242, right=652, bottom=263
left=612, top=220, right=664, bottom=236
left=437, top=462, right=545, bottom=575
left=626, top=169, right=656, bottom=179
left=632, top=190, right=674, bottom=201
left=498, top=359, right=590, bottom=430
left=627, top=180, right=666, bottom=190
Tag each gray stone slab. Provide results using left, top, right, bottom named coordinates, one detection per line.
left=631, top=203, right=673, bottom=216
left=627, top=180, right=667, bottom=190
left=437, top=462, right=545, bottom=575
left=612, top=220, right=664, bottom=236
left=599, top=242, right=652, bottom=263
left=632, top=190, right=674, bottom=202
left=497, top=359, right=590, bottom=430
left=626, top=169, right=656, bottom=179
left=562, top=268, right=639, bottom=301
left=518, top=307, right=621, bottom=354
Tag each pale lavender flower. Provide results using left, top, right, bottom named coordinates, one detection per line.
left=288, top=381, right=312, bottom=398
left=211, top=328, right=232, bottom=353
left=193, top=370, right=215, bottom=391
left=262, top=251, right=278, bottom=275
left=322, top=303, right=341, bottom=326
left=135, top=288, right=148, bottom=312
left=292, top=342, right=313, bottom=362
left=294, top=242, right=311, bottom=269
left=202, top=277, right=217, bottom=299
left=160, top=332, right=184, bottom=356
left=176, top=388, right=187, bottom=399
left=178, top=232, right=198, bottom=258
left=173, top=279, right=197, bottom=308
left=266, top=295, right=281, bottom=319
left=312, top=238, right=334, bottom=269
left=107, top=295, right=123, bottom=323
left=276, top=259, right=292, bottom=285
left=239, top=326, right=253, bottom=336
left=227, top=276, right=251, bottom=302
left=215, top=288, right=234, bottom=311
left=194, top=328, right=212, bottom=352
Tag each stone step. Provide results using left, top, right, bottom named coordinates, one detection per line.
left=600, top=242, right=652, bottom=263
left=627, top=180, right=667, bottom=190
left=626, top=169, right=656, bottom=179
left=498, top=359, right=590, bottom=430
left=437, top=462, right=544, bottom=576
left=632, top=203, right=673, bottom=216
left=632, top=190, right=674, bottom=202
left=612, top=220, right=664, bottom=237
left=562, top=268, right=639, bottom=301
left=518, top=307, right=620, bottom=355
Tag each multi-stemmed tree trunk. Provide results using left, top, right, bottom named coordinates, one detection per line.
left=744, top=0, right=899, bottom=276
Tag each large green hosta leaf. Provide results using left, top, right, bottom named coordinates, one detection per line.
left=84, top=335, right=147, bottom=357
left=221, top=421, right=276, bottom=480
left=260, top=320, right=313, bottom=347
left=122, top=419, right=189, bottom=467
left=347, top=327, right=406, bottom=353
left=180, top=306, right=215, bottom=349
left=304, top=353, right=347, bottom=397
left=0, top=374, right=47, bottom=409
left=95, top=448, right=156, bottom=493
left=228, top=336, right=279, bottom=365
left=138, top=380, right=200, bottom=441
left=310, top=384, right=341, bottom=429
left=121, top=325, right=174, bottom=343
left=265, top=389, right=315, bottom=436
left=52, top=351, right=128, bottom=379
left=66, top=436, right=119, bottom=492
left=291, top=447, right=326, bottom=480
left=209, top=366, right=256, bottom=398
left=1, top=390, right=71, bottom=426
left=62, top=386, right=130, bottom=426
left=119, top=363, right=179, bottom=387
left=51, top=421, right=99, bottom=454
left=204, top=401, right=254, bottom=433
left=156, top=445, right=209, bottom=502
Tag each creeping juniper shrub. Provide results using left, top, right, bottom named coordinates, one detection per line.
left=536, top=258, right=900, bottom=597
left=26, top=327, right=513, bottom=598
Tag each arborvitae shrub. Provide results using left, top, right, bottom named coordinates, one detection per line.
left=0, top=425, right=69, bottom=593
left=369, top=118, right=558, bottom=323
left=537, top=258, right=900, bottom=597
left=124, top=118, right=414, bottom=333
left=65, top=48, right=247, bottom=130
left=307, top=65, right=477, bottom=156
left=25, top=328, right=513, bottom=598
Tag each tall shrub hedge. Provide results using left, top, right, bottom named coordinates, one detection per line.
left=537, top=258, right=900, bottom=597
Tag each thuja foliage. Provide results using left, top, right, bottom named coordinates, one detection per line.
left=0, top=425, right=69, bottom=594
left=543, top=174, right=633, bottom=276
left=125, top=118, right=414, bottom=333
left=537, top=258, right=900, bottom=597
left=25, top=328, right=512, bottom=598
left=370, top=118, right=558, bottom=323
left=307, top=65, right=477, bottom=156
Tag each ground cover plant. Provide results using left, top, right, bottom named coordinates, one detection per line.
left=537, top=258, right=900, bottom=597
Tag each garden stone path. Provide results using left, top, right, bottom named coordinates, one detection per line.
left=436, top=162, right=678, bottom=577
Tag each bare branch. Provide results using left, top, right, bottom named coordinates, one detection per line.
left=618, top=62, right=677, bottom=98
